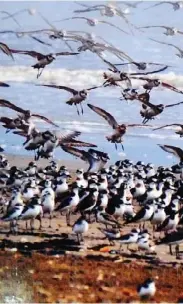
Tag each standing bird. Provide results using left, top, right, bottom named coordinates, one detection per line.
left=137, top=278, right=156, bottom=300
left=88, top=103, right=150, bottom=149
left=72, top=216, right=89, bottom=244
left=37, top=84, right=101, bottom=115
left=10, top=49, right=79, bottom=78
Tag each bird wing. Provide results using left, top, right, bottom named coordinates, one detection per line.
left=165, top=101, right=183, bottom=108
left=127, top=124, right=152, bottom=128
left=62, top=139, right=97, bottom=147
left=61, top=146, right=84, bottom=158
left=0, top=116, right=13, bottom=124
left=30, top=35, right=52, bottom=47
left=58, top=130, right=81, bottom=143
left=87, top=103, right=118, bottom=129
left=37, top=84, right=78, bottom=94
left=55, top=51, right=79, bottom=56
left=153, top=123, right=183, bottom=131
left=138, top=25, right=170, bottom=30
left=31, top=113, right=59, bottom=127
left=145, top=2, right=174, bottom=10
left=99, top=20, right=129, bottom=35
left=161, top=82, right=183, bottom=95
left=10, top=49, right=45, bottom=60
left=149, top=38, right=182, bottom=52
left=0, top=82, right=9, bottom=87
left=0, top=42, right=14, bottom=59
left=130, top=65, right=168, bottom=76
left=158, top=144, right=183, bottom=161
left=0, top=99, right=26, bottom=114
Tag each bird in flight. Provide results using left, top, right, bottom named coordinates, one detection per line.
left=137, top=97, right=183, bottom=124
left=87, top=103, right=151, bottom=150
left=149, top=38, right=183, bottom=58
left=145, top=1, right=183, bottom=11
left=9, top=49, right=79, bottom=78
left=38, top=84, right=101, bottom=115
left=153, top=123, right=183, bottom=137
left=158, top=144, right=183, bottom=164
left=0, top=99, right=59, bottom=129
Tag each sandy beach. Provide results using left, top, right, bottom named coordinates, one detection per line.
left=0, top=153, right=181, bottom=302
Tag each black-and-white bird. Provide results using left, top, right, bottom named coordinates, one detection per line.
left=137, top=278, right=156, bottom=300
left=72, top=216, right=89, bottom=243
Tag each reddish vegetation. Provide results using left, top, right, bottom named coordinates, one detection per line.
left=0, top=251, right=182, bottom=303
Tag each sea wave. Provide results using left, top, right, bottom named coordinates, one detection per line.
left=1, top=66, right=183, bottom=89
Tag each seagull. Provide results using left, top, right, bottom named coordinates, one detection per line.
left=145, top=1, right=183, bottom=11
left=55, top=16, right=129, bottom=35
left=10, top=49, right=79, bottom=78
left=139, top=25, right=183, bottom=36
left=37, top=84, right=101, bottom=115
left=149, top=38, right=183, bottom=58
left=153, top=124, right=183, bottom=137
left=87, top=103, right=151, bottom=149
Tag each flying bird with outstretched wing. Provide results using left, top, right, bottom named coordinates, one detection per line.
left=10, top=49, right=79, bottom=78
left=87, top=103, right=151, bottom=149
left=37, top=84, right=101, bottom=115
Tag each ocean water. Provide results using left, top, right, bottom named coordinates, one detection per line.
left=0, top=0, right=183, bottom=166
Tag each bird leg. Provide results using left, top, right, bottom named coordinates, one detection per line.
left=75, top=104, right=80, bottom=116
left=30, top=219, right=34, bottom=232
left=48, top=213, right=53, bottom=228
left=175, top=245, right=180, bottom=259
left=37, top=215, right=42, bottom=230
left=80, top=103, right=84, bottom=115
left=121, top=143, right=124, bottom=151
left=66, top=211, right=71, bottom=226
left=76, top=233, right=80, bottom=244
left=169, top=244, right=173, bottom=255
left=115, top=143, right=118, bottom=150
left=37, top=67, right=45, bottom=78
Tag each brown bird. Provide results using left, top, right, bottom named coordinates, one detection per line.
left=37, top=84, right=101, bottom=115
left=153, top=123, right=183, bottom=137
left=87, top=103, right=151, bottom=150
left=0, top=99, right=58, bottom=128
left=138, top=98, right=183, bottom=124
left=10, top=49, right=79, bottom=78
left=158, top=144, right=183, bottom=163
left=131, top=75, right=183, bottom=94
left=0, top=42, right=14, bottom=59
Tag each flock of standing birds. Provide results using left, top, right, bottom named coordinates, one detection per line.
left=1, top=1, right=183, bottom=299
